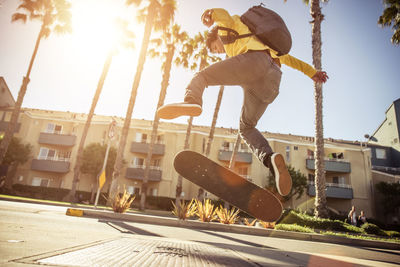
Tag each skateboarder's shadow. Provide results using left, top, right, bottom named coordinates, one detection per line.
left=99, top=219, right=162, bottom=237
left=197, top=230, right=277, bottom=250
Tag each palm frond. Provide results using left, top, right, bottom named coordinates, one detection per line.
left=126, top=0, right=142, bottom=6
left=11, top=13, right=27, bottom=23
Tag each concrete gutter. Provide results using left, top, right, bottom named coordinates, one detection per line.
left=67, top=208, right=400, bottom=250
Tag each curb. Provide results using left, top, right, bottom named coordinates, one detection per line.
left=69, top=208, right=400, bottom=250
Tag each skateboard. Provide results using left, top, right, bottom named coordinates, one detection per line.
left=173, top=150, right=283, bottom=222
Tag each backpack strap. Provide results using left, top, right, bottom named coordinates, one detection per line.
left=216, top=26, right=254, bottom=45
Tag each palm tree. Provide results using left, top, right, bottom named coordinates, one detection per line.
left=204, top=85, right=224, bottom=157
left=309, top=0, right=329, bottom=218
left=0, top=0, right=72, bottom=164
left=109, top=0, right=176, bottom=201
left=378, top=0, right=400, bottom=45
left=140, top=24, right=188, bottom=210
left=65, top=19, right=135, bottom=202
left=285, top=0, right=329, bottom=217
left=174, top=31, right=221, bottom=204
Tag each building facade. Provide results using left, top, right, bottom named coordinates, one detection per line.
left=367, top=98, right=400, bottom=224
left=0, top=106, right=375, bottom=218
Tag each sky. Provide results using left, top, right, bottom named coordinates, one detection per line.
left=0, top=0, right=399, bottom=143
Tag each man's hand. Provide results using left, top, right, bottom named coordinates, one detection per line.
left=201, top=9, right=214, bottom=27
left=312, top=71, right=329, bottom=84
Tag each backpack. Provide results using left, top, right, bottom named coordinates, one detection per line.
left=218, top=5, right=292, bottom=56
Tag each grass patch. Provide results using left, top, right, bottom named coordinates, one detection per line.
left=322, top=231, right=400, bottom=243
left=275, top=223, right=315, bottom=233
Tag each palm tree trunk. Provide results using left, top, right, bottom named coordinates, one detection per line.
left=228, top=133, right=241, bottom=171
left=109, top=2, right=157, bottom=202
left=224, top=133, right=241, bottom=209
left=175, top=56, right=208, bottom=204
left=0, top=26, right=44, bottom=164
left=175, top=116, right=193, bottom=206
left=140, top=44, right=175, bottom=210
left=205, top=86, right=224, bottom=157
left=310, top=0, right=328, bottom=218
left=65, top=51, right=113, bottom=202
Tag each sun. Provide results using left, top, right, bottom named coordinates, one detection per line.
left=70, top=0, right=141, bottom=58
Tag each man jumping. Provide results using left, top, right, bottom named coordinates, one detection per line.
left=157, top=8, right=328, bottom=196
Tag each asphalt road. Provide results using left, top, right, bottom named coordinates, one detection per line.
left=1, top=200, right=399, bottom=267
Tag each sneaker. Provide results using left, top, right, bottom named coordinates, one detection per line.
left=157, top=102, right=202, bottom=120
left=269, top=153, right=292, bottom=196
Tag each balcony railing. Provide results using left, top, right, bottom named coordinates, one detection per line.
left=39, top=132, right=76, bottom=147
left=307, top=182, right=353, bottom=199
left=306, top=158, right=351, bottom=173
left=31, top=159, right=70, bottom=173
left=218, top=150, right=252, bottom=163
left=130, top=141, right=165, bottom=155
left=125, top=166, right=162, bottom=181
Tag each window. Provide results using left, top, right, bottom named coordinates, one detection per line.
left=32, top=177, right=50, bottom=187
left=152, top=158, right=161, bottom=168
left=132, top=157, right=145, bottom=167
left=376, top=148, right=387, bottom=159
left=307, top=149, right=314, bottom=159
left=222, top=141, right=230, bottom=151
left=294, top=146, right=299, bottom=151
left=240, top=143, right=248, bottom=152
left=156, top=135, right=164, bottom=144
left=46, top=123, right=62, bottom=134
left=308, top=174, right=315, bottom=183
left=58, top=151, right=71, bottom=161
left=238, top=167, right=248, bottom=176
left=333, top=176, right=345, bottom=185
left=149, top=188, right=158, bottom=196
left=135, top=133, right=147, bottom=143
left=127, top=186, right=140, bottom=195
left=286, top=146, right=290, bottom=162
left=38, top=148, right=56, bottom=160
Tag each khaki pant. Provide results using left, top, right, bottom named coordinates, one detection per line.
left=184, top=51, right=282, bottom=164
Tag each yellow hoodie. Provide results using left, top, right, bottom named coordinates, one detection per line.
left=211, top=8, right=317, bottom=78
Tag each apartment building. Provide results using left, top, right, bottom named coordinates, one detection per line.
left=367, top=98, right=400, bottom=224
left=0, top=104, right=375, bottom=217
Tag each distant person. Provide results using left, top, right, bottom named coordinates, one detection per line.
left=348, top=206, right=357, bottom=226
left=157, top=7, right=328, bottom=197
left=358, top=210, right=367, bottom=226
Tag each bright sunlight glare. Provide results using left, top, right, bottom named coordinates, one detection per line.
left=70, top=0, right=139, bottom=57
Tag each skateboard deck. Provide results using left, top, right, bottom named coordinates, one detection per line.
left=174, top=150, right=283, bottom=222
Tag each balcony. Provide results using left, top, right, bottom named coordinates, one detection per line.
left=307, top=182, right=353, bottom=199
left=39, top=132, right=76, bottom=147
left=31, top=159, right=70, bottom=173
left=0, top=121, right=21, bottom=133
left=125, top=166, right=162, bottom=181
left=218, top=150, right=252, bottom=163
left=306, top=158, right=351, bottom=173
left=130, top=142, right=165, bottom=155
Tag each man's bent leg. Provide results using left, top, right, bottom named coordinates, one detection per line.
left=239, top=91, right=273, bottom=164
left=239, top=84, right=292, bottom=196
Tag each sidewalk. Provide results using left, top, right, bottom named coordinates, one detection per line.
left=2, top=194, right=399, bottom=250
left=68, top=206, right=400, bottom=250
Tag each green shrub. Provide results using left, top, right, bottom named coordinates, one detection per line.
left=275, top=223, right=314, bottom=233
left=361, top=223, right=386, bottom=236
left=278, top=210, right=364, bottom=233
left=384, top=230, right=400, bottom=238
left=343, top=223, right=364, bottom=234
